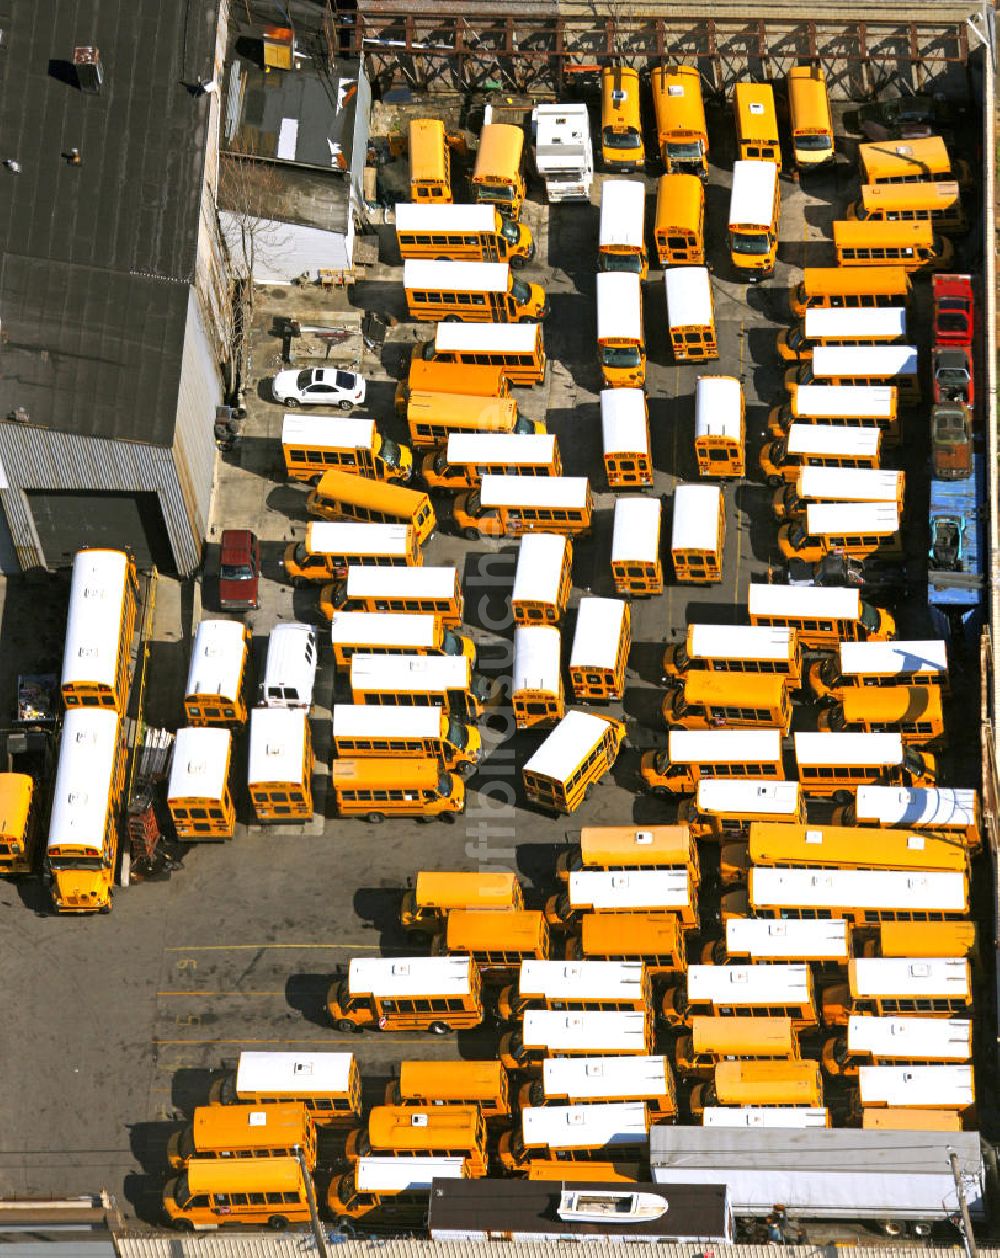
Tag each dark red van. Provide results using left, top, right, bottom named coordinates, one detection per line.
left=219, top=529, right=260, bottom=611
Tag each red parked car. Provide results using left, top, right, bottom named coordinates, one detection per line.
left=932, top=273, right=974, bottom=347
left=218, top=529, right=260, bottom=611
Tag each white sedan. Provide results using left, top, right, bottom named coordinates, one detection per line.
left=271, top=367, right=366, bottom=409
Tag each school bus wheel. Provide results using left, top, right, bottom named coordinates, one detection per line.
left=429, top=1021, right=450, bottom=1035
left=444, top=314, right=461, bottom=323
left=173, top=1220, right=195, bottom=1233
left=336, top=1019, right=357, bottom=1033
left=462, top=527, right=479, bottom=541
left=268, top=1215, right=289, bottom=1231
left=366, top=812, right=385, bottom=824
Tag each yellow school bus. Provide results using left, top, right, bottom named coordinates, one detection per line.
left=747, top=820, right=966, bottom=873
left=850, top=180, right=966, bottom=235
left=328, top=611, right=474, bottom=671
left=760, top=423, right=882, bottom=487
left=741, top=866, right=966, bottom=927
left=421, top=321, right=546, bottom=386
left=472, top=123, right=526, bottom=220
left=435, top=909, right=550, bottom=974
left=653, top=172, right=705, bottom=265
left=281, top=522, right=422, bottom=586
left=640, top=728, right=784, bottom=797
left=183, top=620, right=249, bottom=727
left=167, top=726, right=235, bottom=841
left=821, top=957, right=972, bottom=1027
left=519, top=1054, right=676, bottom=1117
left=689, top=1060, right=823, bottom=1117
left=546, top=867, right=698, bottom=933
left=498, top=1100, right=650, bottom=1173
left=350, top=1104, right=489, bottom=1176
left=862, top=1108, right=963, bottom=1132
left=665, top=266, right=718, bottom=360
left=860, top=135, right=966, bottom=185
left=329, top=1156, right=468, bottom=1221
left=786, top=344, right=920, bottom=406
left=567, top=912, right=687, bottom=976
left=601, top=66, right=645, bottom=171
left=395, top=203, right=534, bottom=265
left=601, top=387, right=652, bottom=487
left=789, top=265, right=911, bottom=318
left=810, top=639, right=946, bottom=704
left=865, top=920, right=978, bottom=961
left=597, top=271, right=645, bottom=386
left=422, top=432, right=560, bottom=492
left=46, top=709, right=126, bottom=914
left=821, top=1014, right=971, bottom=1078
left=679, top=779, right=805, bottom=841
left=349, top=653, right=496, bottom=719
left=282, top=413, right=413, bottom=484
left=793, top=731, right=935, bottom=799
left=569, top=597, right=630, bottom=703
left=832, top=220, right=953, bottom=272
left=512, top=532, right=573, bottom=625
left=728, top=160, right=780, bottom=278
left=331, top=757, right=464, bottom=822
left=777, top=306, right=908, bottom=363
left=332, top=705, right=480, bottom=775
left=409, top=118, right=452, bottom=203
left=817, top=685, right=945, bottom=745
left=694, top=375, right=745, bottom=477
left=407, top=391, right=544, bottom=450
left=671, top=483, right=724, bottom=583
left=452, top=474, right=593, bottom=540
left=522, top=711, right=624, bottom=814
left=320, top=565, right=464, bottom=627
left=843, top=785, right=979, bottom=852
left=167, top=1102, right=317, bottom=1172
left=327, top=955, right=484, bottom=1033
left=773, top=465, right=904, bottom=523
left=651, top=66, right=709, bottom=175
left=733, top=82, right=780, bottom=168
left=663, top=962, right=817, bottom=1029
left=0, top=773, right=37, bottom=877
left=513, top=625, right=565, bottom=730
left=399, top=870, right=524, bottom=935
left=61, top=547, right=139, bottom=714
left=787, top=66, right=834, bottom=169
left=556, top=823, right=698, bottom=884
left=209, top=1050, right=362, bottom=1125
left=675, top=1015, right=799, bottom=1077
left=395, top=359, right=508, bottom=413
left=663, top=623, right=801, bottom=689
left=662, top=672, right=792, bottom=734
left=385, top=1060, right=511, bottom=1119
left=163, top=1157, right=312, bottom=1231
left=307, top=471, right=435, bottom=546
left=612, top=496, right=663, bottom=597
left=599, top=179, right=648, bottom=277
left=747, top=583, right=895, bottom=648
left=247, top=707, right=313, bottom=823
left=777, top=501, right=901, bottom=566
left=403, top=260, right=547, bottom=323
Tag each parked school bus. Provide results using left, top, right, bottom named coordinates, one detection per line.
left=821, top=957, right=972, bottom=1027
left=654, top=173, right=705, bottom=265
left=601, top=66, right=645, bottom=171
left=499, top=1101, right=650, bottom=1172
left=512, top=533, right=573, bottom=626
left=864, top=921, right=978, bottom=961
left=395, top=202, right=534, bottom=264
left=747, top=584, right=895, bottom=648
left=522, top=711, right=625, bottom=815
left=860, top=135, right=967, bottom=185
left=281, top=522, right=421, bottom=586
left=640, top=728, right=784, bottom=797
left=282, top=413, right=413, bottom=484
left=497, top=959, right=650, bottom=1021
left=740, top=866, right=967, bottom=926
left=453, top=474, right=593, bottom=540
left=209, top=1051, right=362, bottom=1124
left=328, top=611, right=474, bottom=671
left=45, top=709, right=125, bottom=914
left=167, top=727, right=235, bottom=841
left=793, top=731, right=935, bottom=798
left=569, top=597, right=630, bottom=703
left=331, top=757, right=464, bottom=822
left=513, top=625, right=565, bottom=730
left=760, top=423, right=882, bottom=487
left=521, top=1055, right=676, bottom=1116
left=768, top=385, right=899, bottom=442
left=832, top=220, right=952, bottom=272
left=721, top=917, right=850, bottom=964
left=349, top=1104, right=489, bottom=1175
left=777, top=307, right=907, bottom=362
left=472, top=122, right=526, bottom=220
left=409, top=118, right=452, bottom=203
left=675, top=1015, right=800, bottom=1077
left=663, top=963, right=817, bottom=1029
left=395, top=359, right=507, bottom=412
left=0, top=773, right=37, bottom=877
left=671, top=483, right=724, bottom=582
left=385, top=1060, right=511, bottom=1118
left=61, top=547, right=140, bottom=714
left=601, top=388, right=652, bottom=487
left=857, top=1064, right=973, bottom=1115
left=307, top=471, right=436, bottom=545
left=746, top=820, right=966, bottom=873
left=330, top=1156, right=467, bottom=1221
left=434, top=909, right=550, bottom=974
left=817, top=686, right=945, bottom=746
left=651, top=66, right=709, bottom=175
left=773, top=466, right=904, bottom=523
left=733, top=82, right=780, bottom=167
left=422, top=432, right=560, bottom=492
left=319, top=565, right=464, bottom=626
left=663, top=624, right=801, bottom=688
left=850, top=181, right=966, bottom=235
left=822, top=1015, right=971, bottom=1078
left=810, top=640, right=947, bottom=702
left=694, top=375, right=745, bottom=477
left=862, top=1108, right=963, bottom=1132
left=167, top=1102, right=317, bottom=1172
left=567, top=912, right=687, bottom=976
left=612, top=496, right=663, bottom=596
left=399, top=870, right=523, bottom=935
left=183, top=619, right=250, bottom=727
left=163, top=1157, right=312, bottom=1231
left=499, top=1009, right=653, bottom=1070
left=421, top=321, right=546, bottom=386
left=407, top=392, right=543, bottom=450
left=403, top=260, right=547, bottom=323
left=662, top=673, right=792, bottom=734
left=786, top=345, right=920, bottom=405
left=777, top=501, right=901, bottom=566
left=327, top=955, right=484, bottom=1034
left=678, top=780, right=805, bottom=841
left=598, top=179, right=648, bottom=277
left=247, top=707, right=313, bottom=822
left=787, top=66, right=834, bottom=169
left=555, top=823, right=698, bottom=884
left=842, top=785, right=979, bottom=850
left=665, top=267, right=718, bottom=360
left=331, top=705, right=480, bottom=776
left=790, top=268, right=913, bottom=322
left=350, top=653, right=496, bottom=719
left=597, top=271, right=645, bottom=387
left=728, top=161, right=780, bottom=278
left=546, top=868, right=698, bottom=932
left=689, top=1060, right=824, bottom=1118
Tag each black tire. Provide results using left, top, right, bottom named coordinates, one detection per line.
left=832, top=790, right=852, bottom=806
left=367, top=812, right=385, bottom=824
left=173, top=1220, right=196, bottom=1233
left=268, top=1215, right=289, bottom=1231
left=415, top=815, right=433, bottom=825
left=653, top=787, right=670, bottom=799
left=444, top=314, right=460, bottom=323
left=766, top=475, right=782, bottom=488
left=510, top=254, right=526, bottom=269
left=462, top=527, right=479, bottom=541
left=429, top=1021, right=450, bottom=1035
left=440, top=812, right=457, bottom=824
left=339, top=400, right=353, bottom=411
left=336, top=1019, right=355, bottom=1033
left=285, top=397, right=300, bottom=408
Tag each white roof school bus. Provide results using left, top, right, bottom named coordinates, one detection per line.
left=520, top=1055, right=676, bottom=1115
left=611, top=496, right=663, bottom=596
left=512, top=532, right=573, bottom=626
left=665, top=266, right=718, bottom=361
left=546, top=868, right=698, bottom=931
left=793, top=731, right=936, bottom=798
left=671, top=482, right=724, bottom=583
left=695, top=374, right=745, bottom=477
left=403, top=259, right=546, bottom=323
left=512, top=624, right=565, bottom=730
left=597, top=271, right=645, bottom=387
left=857, top=1064, right=974, bottom=1113
left=183, top=618, right=250, bottom=726
left=349, top=652, right=495, bottom=719
left=725, top=917, right=850, bottom=964
left=320, top=564, right=464, bottom=627
left=759, top=422, right=882, bottom=488
left=641, top=728, right=785, bottom=797
left=768, top=383, right=899, bottom=443
left=210, top=1050, right=362, bottom=1125
left=843, top=785, right=979, bottom=850
left=663, top=963, right=817, bottom=1029
left=743, top=866, right=968, bottom=926
left=60, top=547, right=140, bottom=715
left=247, top=707, right=313, bottom=823
left=703, top=1107, right=830, bottom=1128
left=809, top=638, right=948, bottom=703
left=662, top=623, right=801, bottom=689
left=568, top=597, right=630, bottom=702
left=522, top=710, right=624, bottom=814
left=600, top=387, right=652, bottom=487
left=773, top=465, right=905, bottom=524
left=598, top=178, right=648, bottom=277
left=420, top=320, right=546, bottom=386
left=499, top=1008, right=653, bottom=1071
left=499, top=1101, right=650, bottom=1172
left=679, top=779, right=805, bottom=840
left=822, top=1015, right=972, bottom=1078
left=167, top=726, right=235, bottom=841
left=748, top=583, right=896, bottom=648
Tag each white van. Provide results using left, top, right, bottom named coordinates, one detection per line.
left=260, top=623, right=318, bottom=709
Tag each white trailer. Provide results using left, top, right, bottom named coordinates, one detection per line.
left=531, top=104, right=594, bottom=203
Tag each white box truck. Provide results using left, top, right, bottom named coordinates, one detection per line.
left=531, top=103, right=593, bottom=203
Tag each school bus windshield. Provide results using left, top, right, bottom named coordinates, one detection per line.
left=604, top=125, right=642, bottom=149
left=795, top=133, right=833, bottom=153
left=668, top=138, right=703, bottom=162
left=860, top=601, right=881, bottom=633
left=731, top=232, right=771, bottom=256
left=448, top=717, right=471, bottom=748
left=380, top=437, right=404, bottom=469
left=603, top=345, right=643, bottom=369
left=47, top=853, right=105, bottom=870
left=602, top=252, right=645, bottom=275
left=511, top=276, right=532, bottom=304
left=500, top=219, right=521, bottom=245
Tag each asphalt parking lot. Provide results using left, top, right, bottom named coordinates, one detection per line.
left=0, top=97, right=986, bottom=1225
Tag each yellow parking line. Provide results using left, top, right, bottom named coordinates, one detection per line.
left=165, top=942, right=381, bottom=952
left=153, top=1038, right=360, bottom=1046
